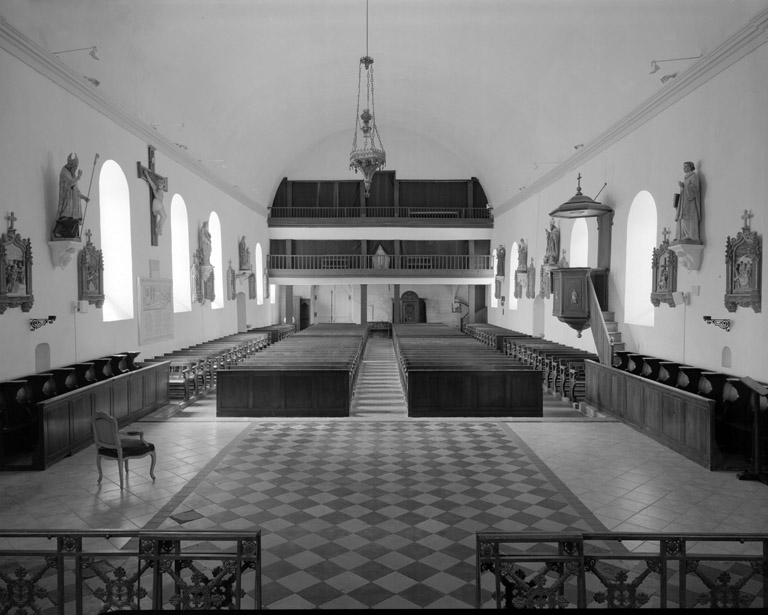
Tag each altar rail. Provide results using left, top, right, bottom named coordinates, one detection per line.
left=0, top=529, right=261, bottom=613
left=476, top=531, right=767, bottom=609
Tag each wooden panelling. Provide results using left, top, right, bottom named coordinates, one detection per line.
left=217, top=369, right=351, bottom=418
left=18, top=362, right=170, bottom=471
left=585, top=360, right=716, bottom=469
left=407, top=370, right=541, bottom=418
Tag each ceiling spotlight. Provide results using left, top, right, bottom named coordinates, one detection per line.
left=574, top=144, right=584, bottom=150
left=174, top=142, right=188, bottom=150
left=649, top=55, right=700, bottom=74
left=84, top=76, right=100, bottom=87
left=52, top=45, right=100, bottom=60
left=660, top=73, right=677, bottom=84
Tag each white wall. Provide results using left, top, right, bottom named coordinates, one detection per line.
left=490, top=44, right=768, bottom=381
left=0, top=50, right=275, bottom=381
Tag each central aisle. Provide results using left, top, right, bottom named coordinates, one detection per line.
left=350, top=338, right=409, bottom=417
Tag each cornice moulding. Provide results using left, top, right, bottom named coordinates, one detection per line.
left=496, top=6, right=768, bottom=216
left=0, top=15, right=267, bottom=218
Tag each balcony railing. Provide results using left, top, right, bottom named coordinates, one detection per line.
left=268, top=253, right=494, bottom=272
left=476, top=531, right=768, bottom=609
left=269, top=206, right=492, bottom=220
left=0, top=529, right=262, bottom=613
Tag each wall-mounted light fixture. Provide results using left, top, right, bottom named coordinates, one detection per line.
left=30, top=315, right=56, bottom=331
left=703, top=315, right=730, bottom=332
left=52, top=45, right=100, bottom=60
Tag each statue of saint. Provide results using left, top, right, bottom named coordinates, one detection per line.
left=496, top=244, right=506, bottom=276
left=239, top=236, right=252, bottom=270
left=53, top=153, right=89, bottom=238
left=544, top=218, right=560, bottom=265
left=674, top=161, right=701, bottom=242
left=517, top=238, right=527, bottom=271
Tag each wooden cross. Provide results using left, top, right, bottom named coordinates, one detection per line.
left=137, top=145, right=168, bottom=246
left=742, top=209, right=753, bottom=229
left=661, top=227, right=670, bottom=243
left=85, top=228, right=92, bottom=244
left=6, top=211, right=17, bottom=230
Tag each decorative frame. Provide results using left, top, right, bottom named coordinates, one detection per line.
left=650, top=228, right=679, bottom=307
left=0, top=211, right=34, bottom=314
left=77, top=229, right=105, bottom=308
left=724, top=210, right=762, bottom=313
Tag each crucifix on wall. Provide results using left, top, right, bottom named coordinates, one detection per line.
left=136, top=145, right=168, bottom=246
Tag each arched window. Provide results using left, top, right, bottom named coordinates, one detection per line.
left=570, top=218, right=589, bottom=267
left=209, top=212, right=224, bottom=309
left=99, top=160, right=134, bottom=321
left=255, top=243, right=264, bottom=305
left=171, top=194, right=191, bottom=312
left=490, top=248, right=498, bottom=308
left=508, top=242, right=518, bottom=310
left=624, top=191, right=657, bottom=326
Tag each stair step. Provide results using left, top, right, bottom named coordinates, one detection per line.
left=602, top=311, right=615, bottom=322
left=351, top=338, right=408, bottom=417
left=605, top=322, right=618, bottom=333
left=609, top=332, right=622, bottom=343
left=612, top=342, right=626, bottom=352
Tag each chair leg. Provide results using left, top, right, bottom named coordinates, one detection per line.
left=96, top=456, right=103, bottom=483
left=118, top=458, right=125, bottom=490
left=149, top=451, right=157, bottom=481
left=125, top=459, right=129, bottom=475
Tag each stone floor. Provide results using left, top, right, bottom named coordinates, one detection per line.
left=1, top=392, right=766, bottom=609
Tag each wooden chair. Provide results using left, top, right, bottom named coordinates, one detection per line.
left=91, top=411, right=156, bottom=490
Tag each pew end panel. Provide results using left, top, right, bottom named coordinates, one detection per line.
left=407, top=369, right=542, bottom=418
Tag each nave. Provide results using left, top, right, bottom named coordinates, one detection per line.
left=1, top=389, right=766, bottom=609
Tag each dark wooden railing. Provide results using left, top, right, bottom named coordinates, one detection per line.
left=269, top=206, right=492, bottom=220
left=477, top=531, right=768, bottom=609
left=268, top=253, right=493, bottom=271
left=587, top=273, right=614, bottom=366
left=0, top=530, right=262, bottom=612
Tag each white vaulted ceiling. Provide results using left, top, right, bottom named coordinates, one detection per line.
left=2, top=0, right=767, bottom=215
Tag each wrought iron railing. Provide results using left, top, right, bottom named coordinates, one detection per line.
left=269, top=206, right=492, bottom=219
left=268, top=253, right=494, bottom=271
left=476, top=531, right=768, bottom=609
left=0, top=530, right=262, bottom=613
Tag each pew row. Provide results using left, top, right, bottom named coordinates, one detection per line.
left=217, top=324, right=366, bottom=418
left=393, top=324, right=543, bottom=418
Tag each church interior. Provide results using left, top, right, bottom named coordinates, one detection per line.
left=1, top=0, right=768, bottom=610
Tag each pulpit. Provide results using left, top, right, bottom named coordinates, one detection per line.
left=552, top=267, right=608, bottom=336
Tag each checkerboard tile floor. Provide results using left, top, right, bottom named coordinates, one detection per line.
left=145, top=421, right=607, bottom=609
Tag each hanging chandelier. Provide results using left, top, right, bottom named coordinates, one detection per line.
left=350, top=0, right=386, bottom=198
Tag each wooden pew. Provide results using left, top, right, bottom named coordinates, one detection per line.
left=394, top=325, right=542, bottom=418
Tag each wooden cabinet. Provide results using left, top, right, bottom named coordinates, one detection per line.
left=394, top=291, right=426, bottom=324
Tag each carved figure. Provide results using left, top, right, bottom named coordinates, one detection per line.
left=674, top=161, right=701, bottom=242
left=496, top=244, right=506, bottom=276
left=200, top=222, right=212, bottom=266
left=239, top=236, right=252, bottom=270
left=53, top=153, right=90, bottom=238
left=141, top=167, right=168, bottom=236
left=544, top=218, right=560, bottom=265
left=517, top=239, right=527, bottom=271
